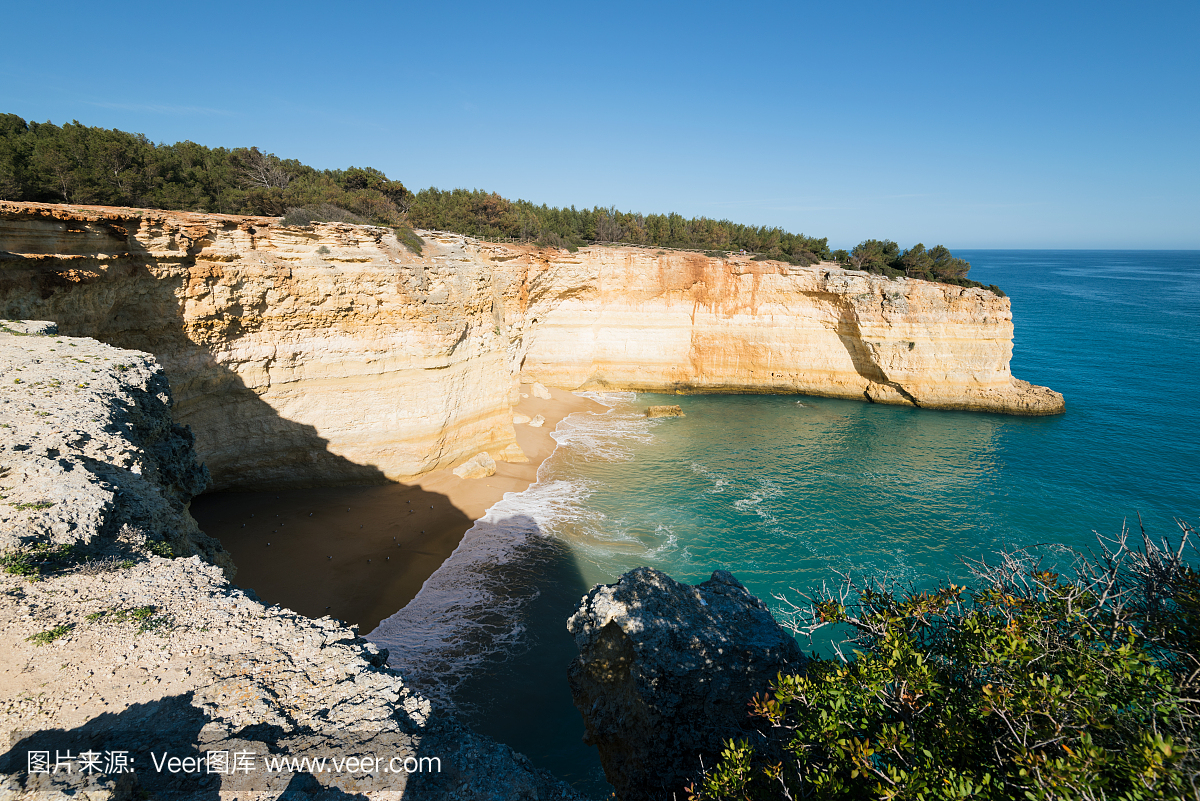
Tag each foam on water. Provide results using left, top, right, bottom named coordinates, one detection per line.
left=369, top=392, right=657, bottom=706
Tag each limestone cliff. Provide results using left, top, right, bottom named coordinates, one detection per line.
left=518, top=248, right=1060, bottom=413
left=0, top=201, right=1062, bottom=490
left=0, top=319, right=230, bottom=571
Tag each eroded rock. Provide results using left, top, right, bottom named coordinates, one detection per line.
left=567, top=567, right=805, bottom=801
left=452, top=451, right=497, bottom=479
left=496, top=442, right=531, bottom=463
left=644, top=405, right=685, bottom=418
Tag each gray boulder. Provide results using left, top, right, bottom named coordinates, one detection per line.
left=567, top=567, right=805, bottom=801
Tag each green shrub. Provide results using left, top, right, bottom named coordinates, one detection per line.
left=27, top=623, right=73, bottom=645
left=146, top=540, right=175, bottom=558
left=396, top=227, right=424, bottom=255
left=691, top=522, right=1200, bottom=800
left=1, top=542, right=75, bottom=578
left=282, top=204, right=367, bottom=227
left=10, top=500, right=54, bottom=510
left=87, top=605, right=169, bottom=633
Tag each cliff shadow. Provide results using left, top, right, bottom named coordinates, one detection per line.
left=190, top=482, right=476, bottom=633
left=832, top=301, right=922, bottom=406
left=0, top=253, right=389, bottom=490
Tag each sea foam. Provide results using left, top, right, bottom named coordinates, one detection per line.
left=368, top=391, right=654, bottom=706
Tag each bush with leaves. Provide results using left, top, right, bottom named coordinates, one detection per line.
left=690, top=521, right=1200, bottom=801
left=839, top=240, right=988, bottom=292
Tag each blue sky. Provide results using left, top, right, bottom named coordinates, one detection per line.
left=2, top=0, right=1197, bottom=249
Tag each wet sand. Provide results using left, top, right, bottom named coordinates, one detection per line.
left=189, top=387, right=606, bottom=633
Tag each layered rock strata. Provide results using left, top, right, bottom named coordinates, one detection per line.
left=1, top=201, right=1062, bottom=490
left=567, top=568, right=806, bottom=801
left=519, top=251, right=1061, bottom=413
left=0, top=203, right=520, bottom=489
left=0, top=326, right=583, bottom=800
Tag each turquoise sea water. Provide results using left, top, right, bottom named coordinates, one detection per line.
left=369, top=251, right=1200, bottom=795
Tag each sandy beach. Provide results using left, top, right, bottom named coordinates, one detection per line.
left=189, top=387, right=606, bottom=634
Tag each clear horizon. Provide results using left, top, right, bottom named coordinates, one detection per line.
left=2, top=0, right=1197, bottom=250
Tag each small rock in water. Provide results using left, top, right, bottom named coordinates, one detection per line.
left=644, top=405, right=685, bottom=418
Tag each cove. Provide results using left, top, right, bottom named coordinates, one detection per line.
left=373, top=250, right=1199, bottom=794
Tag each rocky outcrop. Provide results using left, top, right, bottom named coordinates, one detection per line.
left=644, top=405, right=684, bottom=418
left=1, top=202, right=1061, bottom=489
left=567, top=568, right=806, bottom=801
left=452, top=451, right=497, bottom=479
left=0, top=320, right=229, bottom=572
left=0, top=326, right=584, bottom=800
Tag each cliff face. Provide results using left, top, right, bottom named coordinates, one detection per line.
left=519, top=249, right=1060, bottom=412
left=0, top=203, right=518, bottom=489
left=0, top=201, right=1063, bottom=489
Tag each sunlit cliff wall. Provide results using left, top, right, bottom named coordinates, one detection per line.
left=0, top=202, right=1062, bottom=489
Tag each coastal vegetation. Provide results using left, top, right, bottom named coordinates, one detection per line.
left=0, top=114, right=995, bottom=291
left=691, top=522, right=1200, bottom=800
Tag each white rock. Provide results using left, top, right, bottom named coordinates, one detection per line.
left=496, top=443, right=530, bottom=463
left=513, top=414, right=531, bottom=424
left=528, top=414, right=546, bottom=428
left=531, top=382, right=552, bottom=400
left=452, top=452, right=497, bottom=479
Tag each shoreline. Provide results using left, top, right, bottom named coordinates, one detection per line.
left=189, top=387, right=607, bottom=634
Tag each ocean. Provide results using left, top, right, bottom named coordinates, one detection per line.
left=369, top=250, right=1200, bottom=795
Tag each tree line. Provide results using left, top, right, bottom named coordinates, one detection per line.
left=0, top=114, right=995, bottom=292
left=0, top=114, right=411, bottom=226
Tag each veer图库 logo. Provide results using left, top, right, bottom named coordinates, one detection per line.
left=5, top=730, right=439, bottom=794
